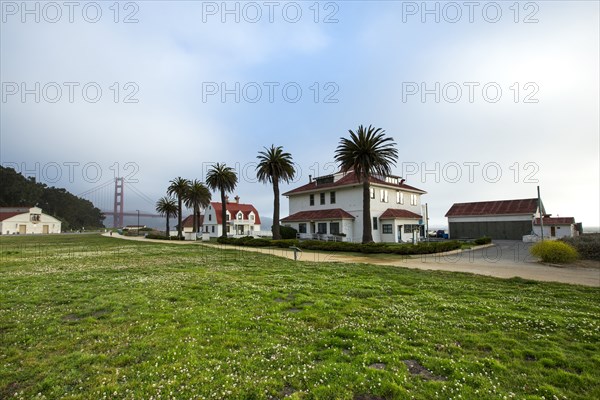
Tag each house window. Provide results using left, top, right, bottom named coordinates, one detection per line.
left=227, top=226, right=231, bottom=233
left=370, top=187, right=375, bottom=199
left=226, top=213, right=230, bottom=221
left=317, top=223, right=327, bottom=234
left=211, top=226, right=215, bottom=233
left=380, top=189, right=388, bottom=203
left=410, top=194, right=417, bottom=206
left=299, top=223, right=307, bottom=233
left=31, top=214, right=40, bottom=222
left=237, top=212, right=243, bottom=220
left=330, top=222, right=340, bottom=235
left=404, top=224, right=419, bottom=233
left=310, top=194, right=314, bottom=206
left=396, top=191, right=404, bottom=204
left=330, top=191, right=336, bottom=204
left=250, top=226, right=254, bottom=232
left=382, top=224, right=393, bottom=234
left=372, top=217, right=378, bottom=230
left=320, top=192, right=325, bottom=205
left=206, top=226, right=209, bottom=233
left=250, top=214, right=255, bottom=221
left=208, top=214, right=212, bottom=221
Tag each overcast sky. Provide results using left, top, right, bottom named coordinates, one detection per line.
left=1, top=1, right=599, bottom=228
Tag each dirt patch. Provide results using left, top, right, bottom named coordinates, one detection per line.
left=525, top=354, right=537, bottom=361
left=402, top=359, right=446, bottom=381
left=368, top=362, right=386, bottom=370
left=354, top=395, right=386, bottom=400
left=269, top=385, right=295, bottom=399
left=286, top=308, right=301, bottom=313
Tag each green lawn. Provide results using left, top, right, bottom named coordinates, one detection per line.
left=1, top=235, right=599, bottom=400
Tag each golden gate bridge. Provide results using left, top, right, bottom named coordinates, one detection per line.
left=77, top=177, right=162, bottom=228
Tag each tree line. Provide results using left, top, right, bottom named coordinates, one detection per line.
left=0, top=166, right=105, bottom=230
left=156, top=125, right=398, bottom=243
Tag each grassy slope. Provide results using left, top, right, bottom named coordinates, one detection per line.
left=0, top=235, right=599, bottom=400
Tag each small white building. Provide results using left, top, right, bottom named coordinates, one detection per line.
left=281, top=170, right=426, bottom=243
left=533, top=217, right=578, bottom=239
left=202, top=197, right=261, bottom=238
left=0, top=206, right=62, bottom=235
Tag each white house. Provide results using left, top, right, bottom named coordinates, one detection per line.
left=181, top=214, right=204, bottom=233
left=0, top=206, right=62, bottom=235
left=533, top=217, right=578, bottom=239
left=281, top=170, right=427, bottom=243
left=202, top=197, right=261, bottom=238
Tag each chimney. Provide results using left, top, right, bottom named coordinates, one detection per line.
left=309, top=175, right=312, bottom=183
left=234, top=195, right=240, bottom=203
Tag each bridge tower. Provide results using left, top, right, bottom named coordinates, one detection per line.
left=113, top=177, right=124, bottom=228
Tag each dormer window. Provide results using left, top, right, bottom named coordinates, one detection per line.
left=237, top=212, right=243, bottom=220
left=31, top=214, right=41, bottom=222
left=249, top=213, right=255, bottom=221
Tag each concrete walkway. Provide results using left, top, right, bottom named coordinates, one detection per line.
left=103, top=233, right=600, bottom=287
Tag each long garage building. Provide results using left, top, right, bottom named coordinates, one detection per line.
left=445, top=198, right=542, bottom=240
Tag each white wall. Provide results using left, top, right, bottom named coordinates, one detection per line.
left=533, top=224, right=574, bottom=238
left=1, top=207, right=61, bottom=234
left=287, top=183, right=424, bottom=243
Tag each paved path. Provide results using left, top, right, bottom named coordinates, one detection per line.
left=103, top=233, right=600, bottom=287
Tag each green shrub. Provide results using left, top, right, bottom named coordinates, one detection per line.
left=473, top=236, right=492, bottom=245
left=279, top=226, right=298, bottom=240
left=271, top=239, right=300, bottom=248
left=560, top=234, right=600, bottom=261
left=530, top=241, right=579, bottom=264
left=145, top=234, right=169, bottom=240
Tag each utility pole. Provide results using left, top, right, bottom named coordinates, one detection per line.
left=537, top=186, right=544, bottom=241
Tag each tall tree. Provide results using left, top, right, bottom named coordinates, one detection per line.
left=184, top=180, right=211, bottom=233
left=167, top=177, right=190, bottom=239
left=334, top=125, right=398, bottom=243
left=206, top=163, right=238, bottom=238
left=155, top=196, right=178, bottom=238
left=256, top=145, right=296, bottom=240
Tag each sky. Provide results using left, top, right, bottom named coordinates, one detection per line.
left=1, top=1, right=599, bottom=229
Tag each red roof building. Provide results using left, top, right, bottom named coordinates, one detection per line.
left=202, top=198, right=261, bottom=237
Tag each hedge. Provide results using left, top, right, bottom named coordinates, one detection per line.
left=216, top=236, right=461, bottom=255
left=560, top=234, right=600, bottom=261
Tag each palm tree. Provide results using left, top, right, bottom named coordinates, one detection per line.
left=167, top=177, right=190, bottom=239
left=206, top=163, right=238, bottom=238
left=334, top=125, right=398, bottom=243
left=155, top=196, right=178, bottom=239
left=184, top=180, right=212, bottom=233
left=256, top=145, right=296, bottom=240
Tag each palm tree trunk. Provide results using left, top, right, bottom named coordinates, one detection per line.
left=166, top=216, right=170, bottom=239
left=272, top=178, right=281, bottom=240
left=362, top=179, right=373, bottom=243
left=177, top=197, right=183, bottom=239
left=221, top=190, right=227, bottom=237
left=193, top=204, right=198, bottom=233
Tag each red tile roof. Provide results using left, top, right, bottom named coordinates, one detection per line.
left=445, top=198, right=539, bottom=217
left=283, top=170, right=425, bottom=196
left=182, top=214, right=204, bottom=228
left=0, top=212, right=25, bottom=221
left=210, top=202, right=261, bottom=225
left=379, top=209, right=422, bottom=220
left=534, top=217, right=575, bottom=225
left=281, top=208, right=355, bottom=223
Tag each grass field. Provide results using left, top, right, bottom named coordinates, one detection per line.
left=1, top=234, right=599, bottom=399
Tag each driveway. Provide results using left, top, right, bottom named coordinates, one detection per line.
left=104, top=234, right=600, bottom=287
